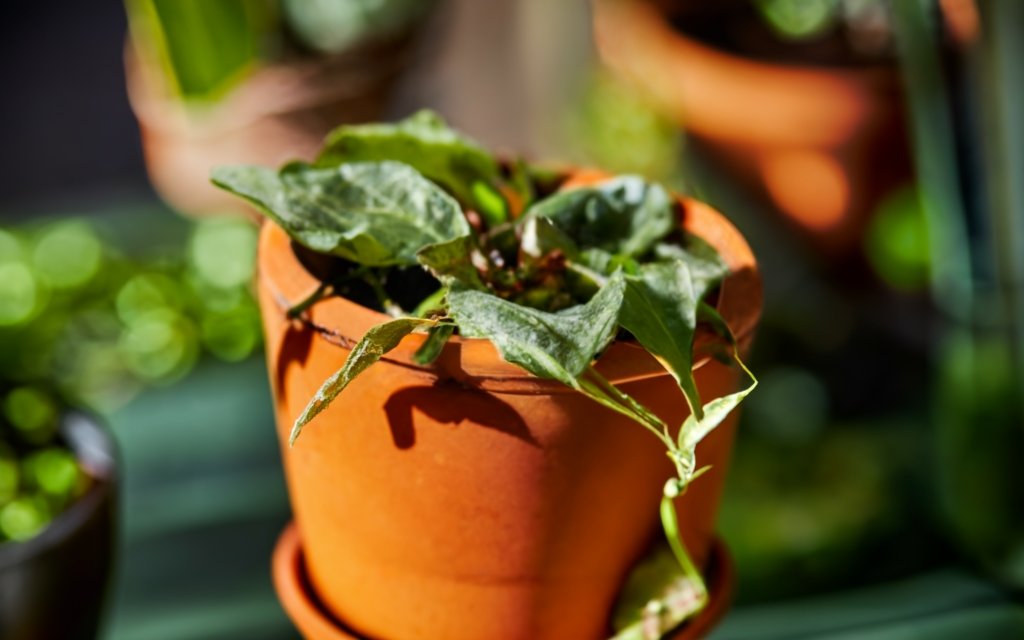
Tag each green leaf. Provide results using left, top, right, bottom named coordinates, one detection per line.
left=291, top=317, right=432, bottom=444
left=471, top=181, right=509, bottom=228
left=448, top=272, right=627, bottom=384
left=652, top=235, right=730, bottom=296
left=619, top=261, right=705, bottom=421
left=411, top=287, right=447, bottom=318
left=577, top=367, right=667, bottom=438
left=316, top=110, right=502, bottom=214
left=519, top=215, right=579, bottom=261
left=677, top=304, right=757, bottom=452
left=211, top=161, right=471, bottom=266
left=126, top=0, right=274, bottom=101
left=526, top=176, right=674, bottom=258
left=413, top=322, right=455, bottom=365
left=415, top=236, right=485, bottom=289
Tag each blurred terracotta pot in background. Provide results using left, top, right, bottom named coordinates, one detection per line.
left=257, top=175, right=762, bottom=639
left=593, top=0, right=912, bottom=256
left=125, top=32, right=418, bottom=218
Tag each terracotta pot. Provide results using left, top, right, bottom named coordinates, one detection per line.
left=592, top=0, right=912, bottom=255
left=257, top=174, right=761, bottom=639
left=0, top=413, right=117, bottom=640
left=272, top=523, right=735, bottom=640
left=125, top=31, right=418, bottom=218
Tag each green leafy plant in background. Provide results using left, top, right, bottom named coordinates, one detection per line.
left=566, top=71, right=684, bottom=185
left=125, top=0, right=432, bottom=102
left=213, top=110, right=756, bottom=636
left=125, top=0, right=277, bottom=101
left=0, top=216, right=262, bottom=414
left=893, top=0, right=1024, bottom=589
left=0, top=385, right=88, bottom=544
left=0, top=213, right=263, bottom=545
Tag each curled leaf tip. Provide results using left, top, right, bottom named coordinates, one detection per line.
left=289, top=420, right=306, bottom=447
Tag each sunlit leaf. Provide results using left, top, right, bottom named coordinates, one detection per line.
left=291, top=317, right=432, bottom=444
left=212, top=160, right=471, bottom=266
left=620, top=262, right=703, bottom=421
left=449, top=273, right=626, bottom=383
left=317, top=110, right=502, bottom=215
left=526, top=176, right=674, bottom=258
left=416, top=236, right=485, bottom=289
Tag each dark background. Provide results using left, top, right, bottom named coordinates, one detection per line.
left=0, top=0, right=148, bottom=211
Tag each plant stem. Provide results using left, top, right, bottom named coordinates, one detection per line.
left=287, top=282, right=332, bottom=319
left=566, top=260, right=610, bottom=288
left=363, top=271, right=404, bottom=317
left=660, top=491, right=709, bottom=610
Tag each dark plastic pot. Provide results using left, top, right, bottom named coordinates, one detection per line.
left=0, top=413, right=118, bottom=640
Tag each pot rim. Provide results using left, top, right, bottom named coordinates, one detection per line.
left=257, top=169, right=762, bottom=394
left=271, top=521, right=735, bottom=640
left=0, top=412, right=116, bottom=571
left=591, top=0, right=900, bottom=148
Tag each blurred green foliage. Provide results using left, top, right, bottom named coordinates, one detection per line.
left=125, top=0, right=277, bottom=101
left=0, top=212, right=262, bottom=544
left=566, top=71, right=684, bottom=185
left=125, top=0, right=433, bottom=102
left=864, top=186, right=931, bottom=291
left=0, top=386, right=87, bottom=543
left=0, top=216, right=262, bottom=413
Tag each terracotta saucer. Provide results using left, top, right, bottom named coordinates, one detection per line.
left=272, top=522, right=735, bottom=640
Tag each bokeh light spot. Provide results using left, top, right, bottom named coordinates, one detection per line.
left=865, top=186, right=930, bottom=290
left=761, top=150, right=849, bottom=233
left=0, top=263, right=39, bottom=326
left=189, top=218, right=257, bottom=289
left=32, top=221, right=103, bottom=289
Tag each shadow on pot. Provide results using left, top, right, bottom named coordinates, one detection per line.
left=383, top=384, right=538, bottom=450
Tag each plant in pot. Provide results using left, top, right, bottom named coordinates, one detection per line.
left=0, top=384, right=117, bottom=640
left=213, top=111, right=760, bottom=639
left=592, top=0, right=913, bottom=258
left=124, top=0, right=436, bottom=217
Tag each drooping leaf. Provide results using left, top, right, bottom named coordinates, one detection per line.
left=448, top=272, right=627, bottom=384
left=619, top=261, right=705, bottom=421
left=211, top=161, right=470, bottom=266
left=577, top=366, right=666, bottom=438
left=413, top=322, right=455, bottom=365
left=526, top=176, right=675, bottom=258
left=416, top=235, right=485, bottom=289
left=316, top=110, right=502, bottom=214
left=677, top=304, right=757, bottom=452
left=291, top=317, right=432, bottom=444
